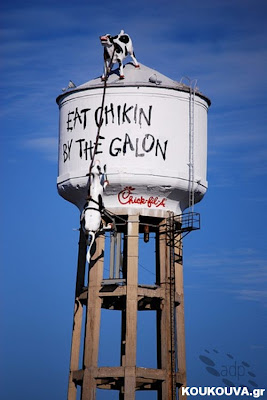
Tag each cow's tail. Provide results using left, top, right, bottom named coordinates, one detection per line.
left=86, top=231, right=95, bottom=265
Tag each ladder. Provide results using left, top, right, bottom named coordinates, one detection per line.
left=168, top=212, right=177, bottom=400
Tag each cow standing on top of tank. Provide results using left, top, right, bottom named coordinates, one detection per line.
left=100, top=30, right=140, bottom=80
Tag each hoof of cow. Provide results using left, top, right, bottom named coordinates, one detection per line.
left=135, top=64, right=140, bottom=68
left=119, top=75, right=125, bottom=80
left=101, top=76, right=107, bottom=81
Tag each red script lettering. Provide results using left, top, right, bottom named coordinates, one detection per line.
left=118, top=186, right=166, bottom=208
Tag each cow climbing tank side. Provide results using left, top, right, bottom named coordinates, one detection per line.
left=56, top=62, right=210, bottom=217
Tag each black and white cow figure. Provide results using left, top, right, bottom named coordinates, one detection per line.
left=100, top=30, right=140, bottom=80
left=81, top=160, right=109, bottom=264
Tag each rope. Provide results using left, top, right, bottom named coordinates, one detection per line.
left=87, top=47, right=116, bottom=198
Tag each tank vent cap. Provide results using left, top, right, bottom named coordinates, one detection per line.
left=149, top=74, right=162, bottom=85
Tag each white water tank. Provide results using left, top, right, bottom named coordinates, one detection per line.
left=57, top=63, right=210, bottom=217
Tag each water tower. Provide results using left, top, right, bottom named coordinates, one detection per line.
left=56, top=43, right=210, bottom=399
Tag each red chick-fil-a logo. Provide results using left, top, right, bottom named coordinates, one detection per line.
left=118, top=186, right=166, bottom=208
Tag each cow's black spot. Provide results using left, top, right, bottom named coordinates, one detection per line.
left=104, top=48, right=109, bottom=60
left=110, top=35, right=118, bottom=44
left=119, top=35, right=129, bottom=44
left=125, top=46, right=128, bottom=56
left=115, top=43, right=123, bottom=54
left=199, top=355, right=215, bottom=366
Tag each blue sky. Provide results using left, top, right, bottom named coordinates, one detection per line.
left=1, top=0, right=267, bottom=399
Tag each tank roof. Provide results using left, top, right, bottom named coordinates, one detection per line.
left=57, top=63, right=211, bottom=105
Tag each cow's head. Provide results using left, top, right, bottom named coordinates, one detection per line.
left=100, top=34, right=114, bottom=47
left=91, top=160, right=102, bottom=178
